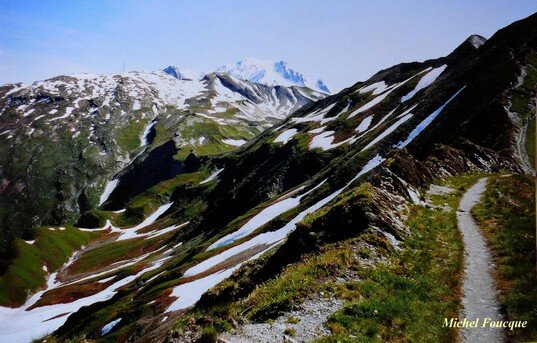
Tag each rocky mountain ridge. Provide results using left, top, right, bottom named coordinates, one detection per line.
left=0, top=70, right=324, bottom=257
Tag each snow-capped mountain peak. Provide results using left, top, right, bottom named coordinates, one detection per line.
left=216, top=58, right=330, bottom=93
left=162, top=66, right=202, bottom=80
left=467, top=34, right=486, bottom=48
left=315, top=79, right=330, bottom=94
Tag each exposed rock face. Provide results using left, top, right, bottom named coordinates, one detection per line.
left=103, top=140, right=182, bottom=210
left=183, top=151, right=201, bottom=173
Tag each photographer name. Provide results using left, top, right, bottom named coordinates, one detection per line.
left=443, top=318, right=527, bottom=331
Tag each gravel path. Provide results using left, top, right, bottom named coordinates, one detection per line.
left=515, top=117, right=534, bottom=174
left=457, top=178, right=505, bottom=343
left=220, top=297, right=342, bottom=343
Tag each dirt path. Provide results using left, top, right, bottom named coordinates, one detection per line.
left=457, top=178, right=505, bottom=343
left=506, top=65, right=535, bottom=175
left=515, top=117, right=534, bottom=174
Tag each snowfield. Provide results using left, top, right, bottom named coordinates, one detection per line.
left=200, top=168, right=225, bottom=184
left=396, top=86, right=466, bottom=148
left=98, top=179, right=119, bottom=206
left=222, top=138, right=247, bottom=146
left=361, top=113, right=414, bottom=151
left=274, top=128, right=298, bottom=144
left=401, top=65, right=447, bottom=102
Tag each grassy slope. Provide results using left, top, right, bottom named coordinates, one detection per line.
left=116, top=117, right=148, bottom=153
left=165, top=175, right=482, bottom=342
left=316, top=174, right=481, bottom=342
left=472, top=174, right=537, bottom=342
left=169, top=184, right=376, bottom=339
left=114, top=170, right=208, bottom=227
left=0, top=166, right=208, bottom=308
left=177, top=242, right=359, bottom=339
left=0, top=227, right=99, bottom=307
left=173, top=115, right=259, bottom=160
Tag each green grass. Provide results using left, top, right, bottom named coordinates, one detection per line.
left=114, top=171, right=207, bottom=227
left=472, top=174, right=537, bottom=342
left=316, top=174, right=482, bottom=343
left=173, top=116, right=258, bottom=160
left=0, top=226, right=99, bottom=306
left=67, top=232, right=169, bottom=275
left=116, top=118, right=148, bottom=153
left=238, top=245, right=354, bottom=322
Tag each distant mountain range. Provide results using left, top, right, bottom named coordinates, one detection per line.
left=163, top=58, right=331, bottom=93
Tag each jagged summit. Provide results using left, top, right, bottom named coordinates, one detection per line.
left=162, top=66, right=201, bottom=80
left=161, top=60, right=330, bottom=93
left=445, top=34, right=488, bottom=61
left=467, top=34, right=487, bottom=48
left=216, top=58, right=331, bottom=93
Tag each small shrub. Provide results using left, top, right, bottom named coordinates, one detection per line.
left=284, top=328, right=297, bottom=337
left=287, top=315, right=300, bottom=324
left=197, top=326, right=218, bottom=343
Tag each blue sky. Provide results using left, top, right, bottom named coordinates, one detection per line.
left=1, top=1, right=536, bottom=91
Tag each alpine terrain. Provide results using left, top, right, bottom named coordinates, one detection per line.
left=0, top=12, right=535, bottom=343
left=0, top=69, right=324, bottom=262
left=217, top=58, right=331, bottom=93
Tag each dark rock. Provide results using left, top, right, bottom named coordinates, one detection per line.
left=103, top=140, right=182, bottom=210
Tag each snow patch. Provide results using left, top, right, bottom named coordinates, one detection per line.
left=98, top=276, right=116, bottom=284
left=361, top=114, right=413, bottom=152
left=395, top=86, right=466, bottom=149
left=358, top=81, right=392, bottom=95
left=140, top=120, right=156, bottom=147
left=348, top=68, right=431, bottom=119
left=401, top=65, right=447, bottom=102
left=101, top=318, right=122, bottom=336
left=99, top=179, right=119, bottom=206
left=116, top=203, right=175, bottom=241
left=308, top=126, right=326, bottom=134
left=222, top=139, right=246, bottom=146
left=200, top=168, right=224, bottom=184
left=356, top=116, right=373, bottom=133
left=207, top=181, right=326, bottom=250
left=273, top=128, right=297, bottom=144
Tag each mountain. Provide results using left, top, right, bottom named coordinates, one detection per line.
left=216, top=58, right=331, bottom=93
left=0, top=70, right=325, bottom=259
left=0, top=13, right=535, bottom=343
left=162, top=66, right=201, bottom=80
